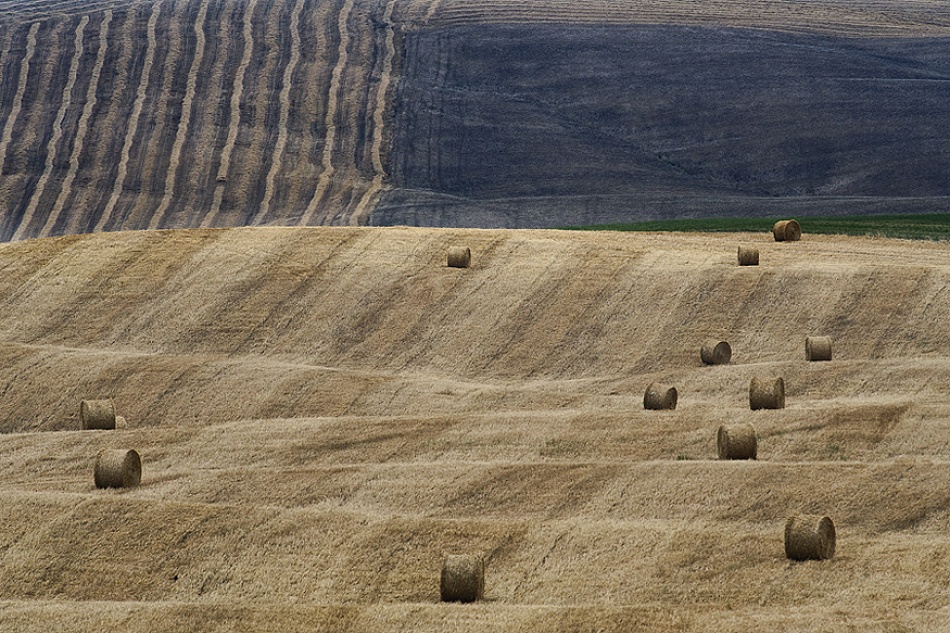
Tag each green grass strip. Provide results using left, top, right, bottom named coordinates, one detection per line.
left=565, top=213, right=950, bottom=241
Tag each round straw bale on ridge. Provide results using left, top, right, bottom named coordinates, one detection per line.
left=80, top=399, right=116, bottom=430
left=772, top=219, right=802, bottom=242
left=749, top=377, right=785, bottom=410
left=701, top=340, right=732, bottom=365
left=737, top=245, right=759, bottom=266
left=785, top=515, right=836, bottom=561
left=644, top=383, right=678, bottom=410
left=447, top=246, right=471, bottom=268
left=94, top=449, right=142, bottom=489
left=717, top=423, right=757, bottom=460
left=805, top=336, right=833, bottom=361
left=440, top=554, right=485, bottom=602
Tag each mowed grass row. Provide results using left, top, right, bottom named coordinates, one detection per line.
left=568, top=213, right=950, bottom=241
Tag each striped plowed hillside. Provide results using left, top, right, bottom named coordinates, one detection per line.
left=0, top=227, right=949, bottom=631
left=3, top=0, right=950, bottom=239
left=0, top=0, right=403, bottom=240
left=427, top=0, right=950, bottom=36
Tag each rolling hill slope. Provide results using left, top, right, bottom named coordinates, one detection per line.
left=0, top=0, right=949, bottom=238
left=0, top=226, right=949, bottom=631
left=0, top=0, right=403, bottom=239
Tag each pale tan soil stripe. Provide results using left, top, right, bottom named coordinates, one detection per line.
left=423, top=0, right=441, bottom=23
left=14, top=16, right=88, bottom=241
left=149, top=0, right=211, bottom=230
left=301, top=0, right=356, bottom=225
left=15, top=19, right=68, bottom=181
left=203, top=0, right=260, bottom=229
left=66, top=6, right=130, bottom=235
left=280, top=0, right=332, bottom=216
left=0, top=30, right=9, bottom=96
left=95, top=0, right=161, bottom=233
left=349, top=0, right=397, bottom=226
left=44, top=10, right=111, bottom=238
left=118, top=0, right=182, bottom=228
left=182, top=0, right=235, bottom=227
left=223, top=0, right=281, bottom=226
left=253, top=0, right=306, bottom=225
left=428, top=0, right=949, bottom=35
left=0, top=1, right=136, bottom=22
left=0, top=22, right=39, bottom=181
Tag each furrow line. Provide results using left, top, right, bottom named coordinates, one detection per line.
left=253, top=0, right=306, bottom=225
left=349, top=0, right=398, bottom=226
left=15, top=19, right=68, bottom=185
left=44, top=10, right=111, bottom=238
left=149, top=0, right=211, bottom=231
left=423, top=0, right=441, bottom=23
left=124, top=0, right=183, bottom=228
left=65, top=6, right=131, bottom=235
left=229, top=0, right=282, bottom=226
left=95, top=0, right=162, bottom=233
left=0, top=22, right=39, bottom=182
left=280, top=0, right=333, bottom=217
left=182, top=0, right=235, bottom=226
left=300, top=0, right=356, bottom=226
left=0, top=30, right=10, bottom=99
left=0, top=0, right=136, bottom=20
left=15, top=16, right=88, bottom=241
left=203, top=0, right=260, bottom=228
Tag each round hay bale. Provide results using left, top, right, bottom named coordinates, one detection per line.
left=785, top=515, right=836, bottom=561
left=447, top=246, right=471, bottom=268
left=717, top=423, right=757, bottom=460
left=80, top=399, right=116, bottom=430
left=94, top=449, right=142, bottom=489
left=772, top=219, right=802, bottom=242
left=644, top=383, right=678, bottom=410
left=700, top=340, right=732, bottom=365
left=440, top=554, right=484, bottom=602
left=805, top=336, right=833, bottom=362
left=749, top=377, right=785, bottom=410
left=737, top=246, right=759, bottom=266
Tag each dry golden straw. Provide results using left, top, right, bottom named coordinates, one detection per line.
left=701, top=340, right=732, bottom=365
left=80, top=398, right=116, bottom=430
left=643, top=383, right=678, bottom=410
left=447, top=246, right=471, bottom=268
left=717, top=423, right=757, bottom=460
left=94, top=449, right=142, bottom=489
left=749, top=377, right=785, bottom=410
left=737, top=245, right=759, bottom=266
left=805, top=336, right=833, bottom=361
left=785, top=515, right=836, bottom=560
left=772, top=219, right=802, bottom=242
left=440, top=554, right=484, bottom=602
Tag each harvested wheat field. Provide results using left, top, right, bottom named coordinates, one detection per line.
left=0, top=226, right=949, bottom=631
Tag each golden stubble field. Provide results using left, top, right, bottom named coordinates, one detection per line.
left=0, top=226, right=948, bottom=631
